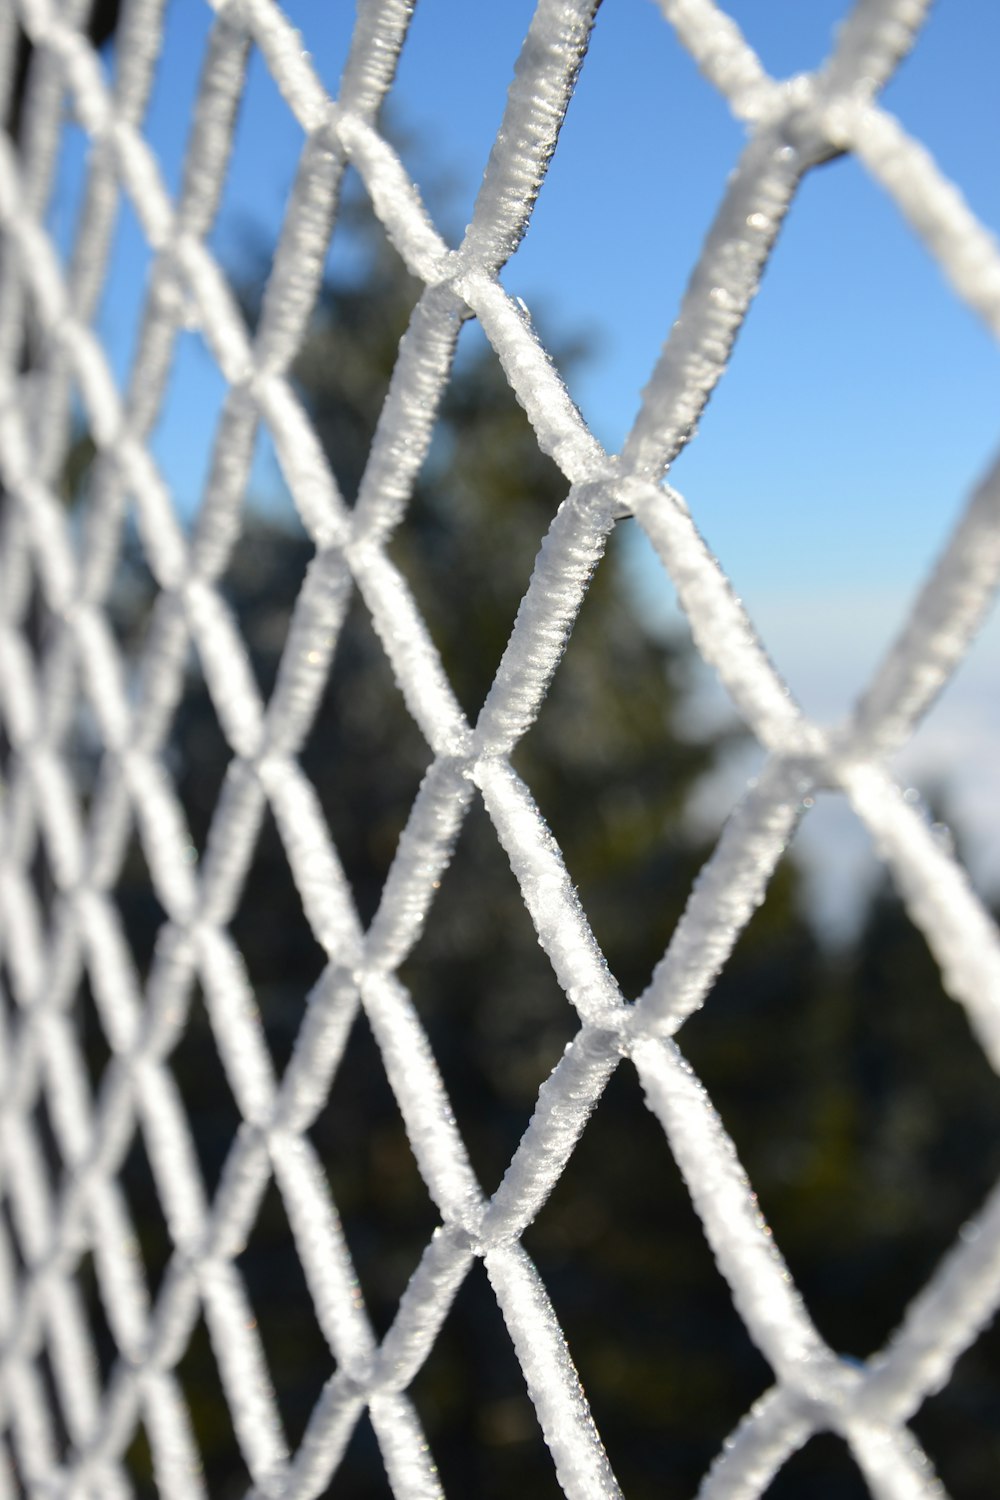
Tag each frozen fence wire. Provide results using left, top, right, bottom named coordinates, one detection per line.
left=0, top=0, right=997, bottom=1496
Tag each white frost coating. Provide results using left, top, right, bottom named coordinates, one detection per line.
left=475, top=480, right=614, bottom=757
left=463, top=0, right=601, bottom=272
left=373, top=1227, right=474, bottom=1393
left=486, top=1245, right=622, bottom=1500
left=654, top=0, right=780, bottom=123
left=820, top=0, right=932, bottom=101
left=634, top=1039, right=830, bottom=1383
left=271, top=1135, right=378, bottom=1370
left=365, top=759, right=474, bottom=972
left=481, top=1025, right=622, bottom=1241
left=846, top=102, right=1000, bottom=338
left=335, top=112, right=451, bottom=286
left=863, top=1176, right=1000, bottom=1425
left=633, top=757, right=805, bottom=1036
left=199, top=1260, right=288, bottom=1484
left=360, top=972, right=483, bottom=1225
left=851, top=444, right=1000, bottom=756
left=623, top=133, right=803, bottom=477
left=464, top=272, right=609, bottom=482
left=475, top=760, right=622, bottom=1026
left=264, top=548, right=354, bottom=757
left=370, top=1393, right=447, bottom=1500
left=352, top=545, right=471, bottom=756
left=846, top=1422, right=945, bottom=1500
left=840, top=762, right=1000, bottom=1073
left=698, top=1387, right=814, bottom=1500
left=353, top=287, right=465, bottom=544
left=1, top=0, right=999, bottom=1495
left=624, top=477, right=814, bottom=750
left=236, top=0, right=329, bottom=133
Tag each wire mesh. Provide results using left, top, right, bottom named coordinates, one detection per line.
left=0, top=0, right=999, bottom=1496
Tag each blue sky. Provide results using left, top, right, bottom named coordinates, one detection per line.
left=47, top=0, right=1000, bottom=929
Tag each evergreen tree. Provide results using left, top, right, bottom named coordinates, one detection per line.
left=104, top=190, right=1000, bottom=1499
left=118, top=189, right=814, bottom=1496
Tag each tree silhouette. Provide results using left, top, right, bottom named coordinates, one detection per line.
left=110, top=186, right=783, bottom=1496
left=101, top=188, right=1000, bottom=1499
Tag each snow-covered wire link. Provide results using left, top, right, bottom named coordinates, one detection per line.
left=0, top=0, right=997, bottom=1497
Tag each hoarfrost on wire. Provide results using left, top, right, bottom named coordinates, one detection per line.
left=0, top=0, right=998, bottom=1496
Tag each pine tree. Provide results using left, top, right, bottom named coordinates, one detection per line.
left=110, top=184, right=1000, bottom=1500
left=134, top=189, right=813, bottom=1496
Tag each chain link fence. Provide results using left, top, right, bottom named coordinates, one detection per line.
left=0, top=0, right=999, bottom=1495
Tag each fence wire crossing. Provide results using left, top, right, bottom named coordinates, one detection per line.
left=0, top=0, right=998, bottom=1495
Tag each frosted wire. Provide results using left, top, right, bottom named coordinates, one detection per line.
left=0, top=0, right=997, bottom=1497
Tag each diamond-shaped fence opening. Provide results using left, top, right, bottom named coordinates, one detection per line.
left=174, top=1310, right=255, bottom=1498
left=518, top=1055, right=776, bottom=1495
left=96, top=189, right=156, bottom=390
left=406, top=1255, right=569, bottom=1499
left=912, top=1326, right=1000, bottom=1497
left=205, top=33, right=306, bottom=282
left=43, top=111, right=89, bottom=265
left=396, top=789, right=583, bottom=1188
left=234, top=1174, right=335, bottom=1453
left=769, top=1432, right=871, bottom=1500
left=149, top=323, right=231, bottom=530
left=162, top=978, right=243, bottom=1201
left=298, top=587, right=434, bottom=926
left=2, top=1, right=1000, bottom=1498
left=305, top=1005, right=441, bottom=1342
